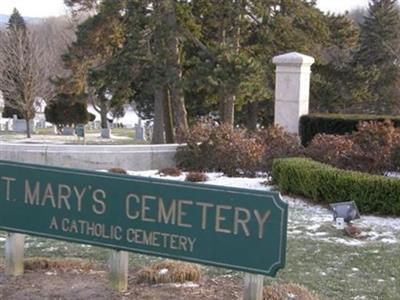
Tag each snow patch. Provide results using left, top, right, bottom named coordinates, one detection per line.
left=173, top=282, right=199, bottom=288
left=158, top=268, right=169, bottom=275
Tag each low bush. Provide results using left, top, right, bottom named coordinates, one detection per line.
left=391, top=145, right=400, bottom=172
left=299, top=113, right=400, bottom=146
left=272, top=158, right=400, bottom=216
left=158, top=167, right=182, bottom=177
left=263, top=283, right=320, bottom=300
left=258, top=126, right=304, bottom=172
left=211, top=127, right=264, bottom=177
left=137, top=260, right=201, bottom=284
left=24, top=258, right=94, bottom=273
left=175, top=121, right=215, bottom=172
left=108, top=167, right=128, bottom=174
left=306, top=134, right=358, bottom=171
left=185, top=172, right=208, bottom=182
left=305, top=120, right=400, bottom=174
left=176, top=124, right=302, bottom=177
left=176, top=124, right=264, bottom=177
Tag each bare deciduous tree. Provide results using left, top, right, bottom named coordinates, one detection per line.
left=0, top=28, right=52, bottom=137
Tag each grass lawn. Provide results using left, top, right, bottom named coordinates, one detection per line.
left=0, top=128, right=148, bottom=145
left=0, top=172, right=398, bottom=299
left=0, top=193, right=398, bottom=299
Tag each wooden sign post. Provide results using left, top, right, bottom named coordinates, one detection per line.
left=0, top=160, right=288, bottom=298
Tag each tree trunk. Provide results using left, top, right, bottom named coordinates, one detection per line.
left=219, top=0, right=243, bottom=128
left=216, top=21, right=235, bottom=127
left=25, top=119, right=31, bottom=138
left=246, top=101, right=258, bottom=131
left=163, top=0, right=188, bottom=138
left=222, top=95, right=235, bottom=127
left=100, top=98, right=109, bottom=129
left=152, top=87, right=165, bottom=144
left=164, top=88, right=175, bottom=144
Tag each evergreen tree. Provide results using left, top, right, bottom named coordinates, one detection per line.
left=56, top=0, right=127, bottom=135
left=185, top=0, right=332, bottom=128
left=310, top=13, right=380, bottom=113
left=59, top=0, right=371, bottom=137
left=354, top=0, right=400, bottom=113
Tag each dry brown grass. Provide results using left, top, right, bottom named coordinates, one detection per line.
left=263, top=283, right=320, bottom=300
left=158, top=167, right=182, bottom=177
left=185, top=172, right=208, bottom=182
left=24, top=258, right=94, bottom=273
left=137, top=260, right=201, bottom=284
left=108, top=167, right=128, bottom=174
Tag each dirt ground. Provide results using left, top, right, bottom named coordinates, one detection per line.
left=0, top=261, right=242, bottom=300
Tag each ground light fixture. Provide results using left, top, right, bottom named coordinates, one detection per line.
left=329, top=201, right=360, bottom=229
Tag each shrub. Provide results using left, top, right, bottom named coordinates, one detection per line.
left=158, top=167, right=182, bottom=177
left=175, top=121, right=215, bottom=171
left=305, top=120, right=400, bottom=174
left=137, top=260, right=201, bottom=284
left=24, top=258, right=93, bottom=273
left=185, top=172, right=208, bottom=182
left=210, top=126, right=264, bottom=177
left=176, top=124, right=264, bottom=177
left=350, top=120, right=400, bottom=173
left=306, top=134, right=362, bottom=171
left=108, top=167, right=128, bottom=174
left=263, top=283, right=320, bottom=300
left=272, top=158, right=400, bottom=216
left=258, top=125, right=304, bottom=172
left=45, top=99, right=93, bottom=127
left=299, top=113, right=400, bottom=146
left=391, top=145, right=400, bottom=172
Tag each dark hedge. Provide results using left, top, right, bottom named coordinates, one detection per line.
left=299, top=114, right=400, bottom=146
left=272, top=158, right=400, bottom=216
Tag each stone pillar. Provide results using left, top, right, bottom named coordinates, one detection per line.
left=272, top=52, right=314, bottom=134
left=5, top=233, right=25, bottom=276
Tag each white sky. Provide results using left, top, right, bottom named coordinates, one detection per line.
left=318, top=0, right=370, bottom=13
left=0, top=0, right=67, bottom=18
left=0, top=0, right=371, bottom=18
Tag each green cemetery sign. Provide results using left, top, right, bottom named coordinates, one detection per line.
left=0, top=160, right=288, bottom=276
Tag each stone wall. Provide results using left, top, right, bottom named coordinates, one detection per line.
left=0, top=143, right=179, bottom=171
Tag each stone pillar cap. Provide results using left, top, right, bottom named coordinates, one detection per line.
left=272, top=52, right=315, bottom=65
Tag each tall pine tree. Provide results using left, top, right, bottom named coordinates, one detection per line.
left=354, top=0, right=400, bottom=113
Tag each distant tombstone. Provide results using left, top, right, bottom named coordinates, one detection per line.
left=53, top=125, right=58, bottom=135
left=36, top=120, right=45, bottom=129
left=101, top=128, right=111, bottom=139
left=94, top=121, right=101, bottom=130
left=75, top=124, right=85, bottom=138
left=135, top=119, right=145, bottom=141
left=62, top=127, right=75, bottom=136
left=146, top=124, right=153, bottom=141
left=13, top=119, right=34, bottom=134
